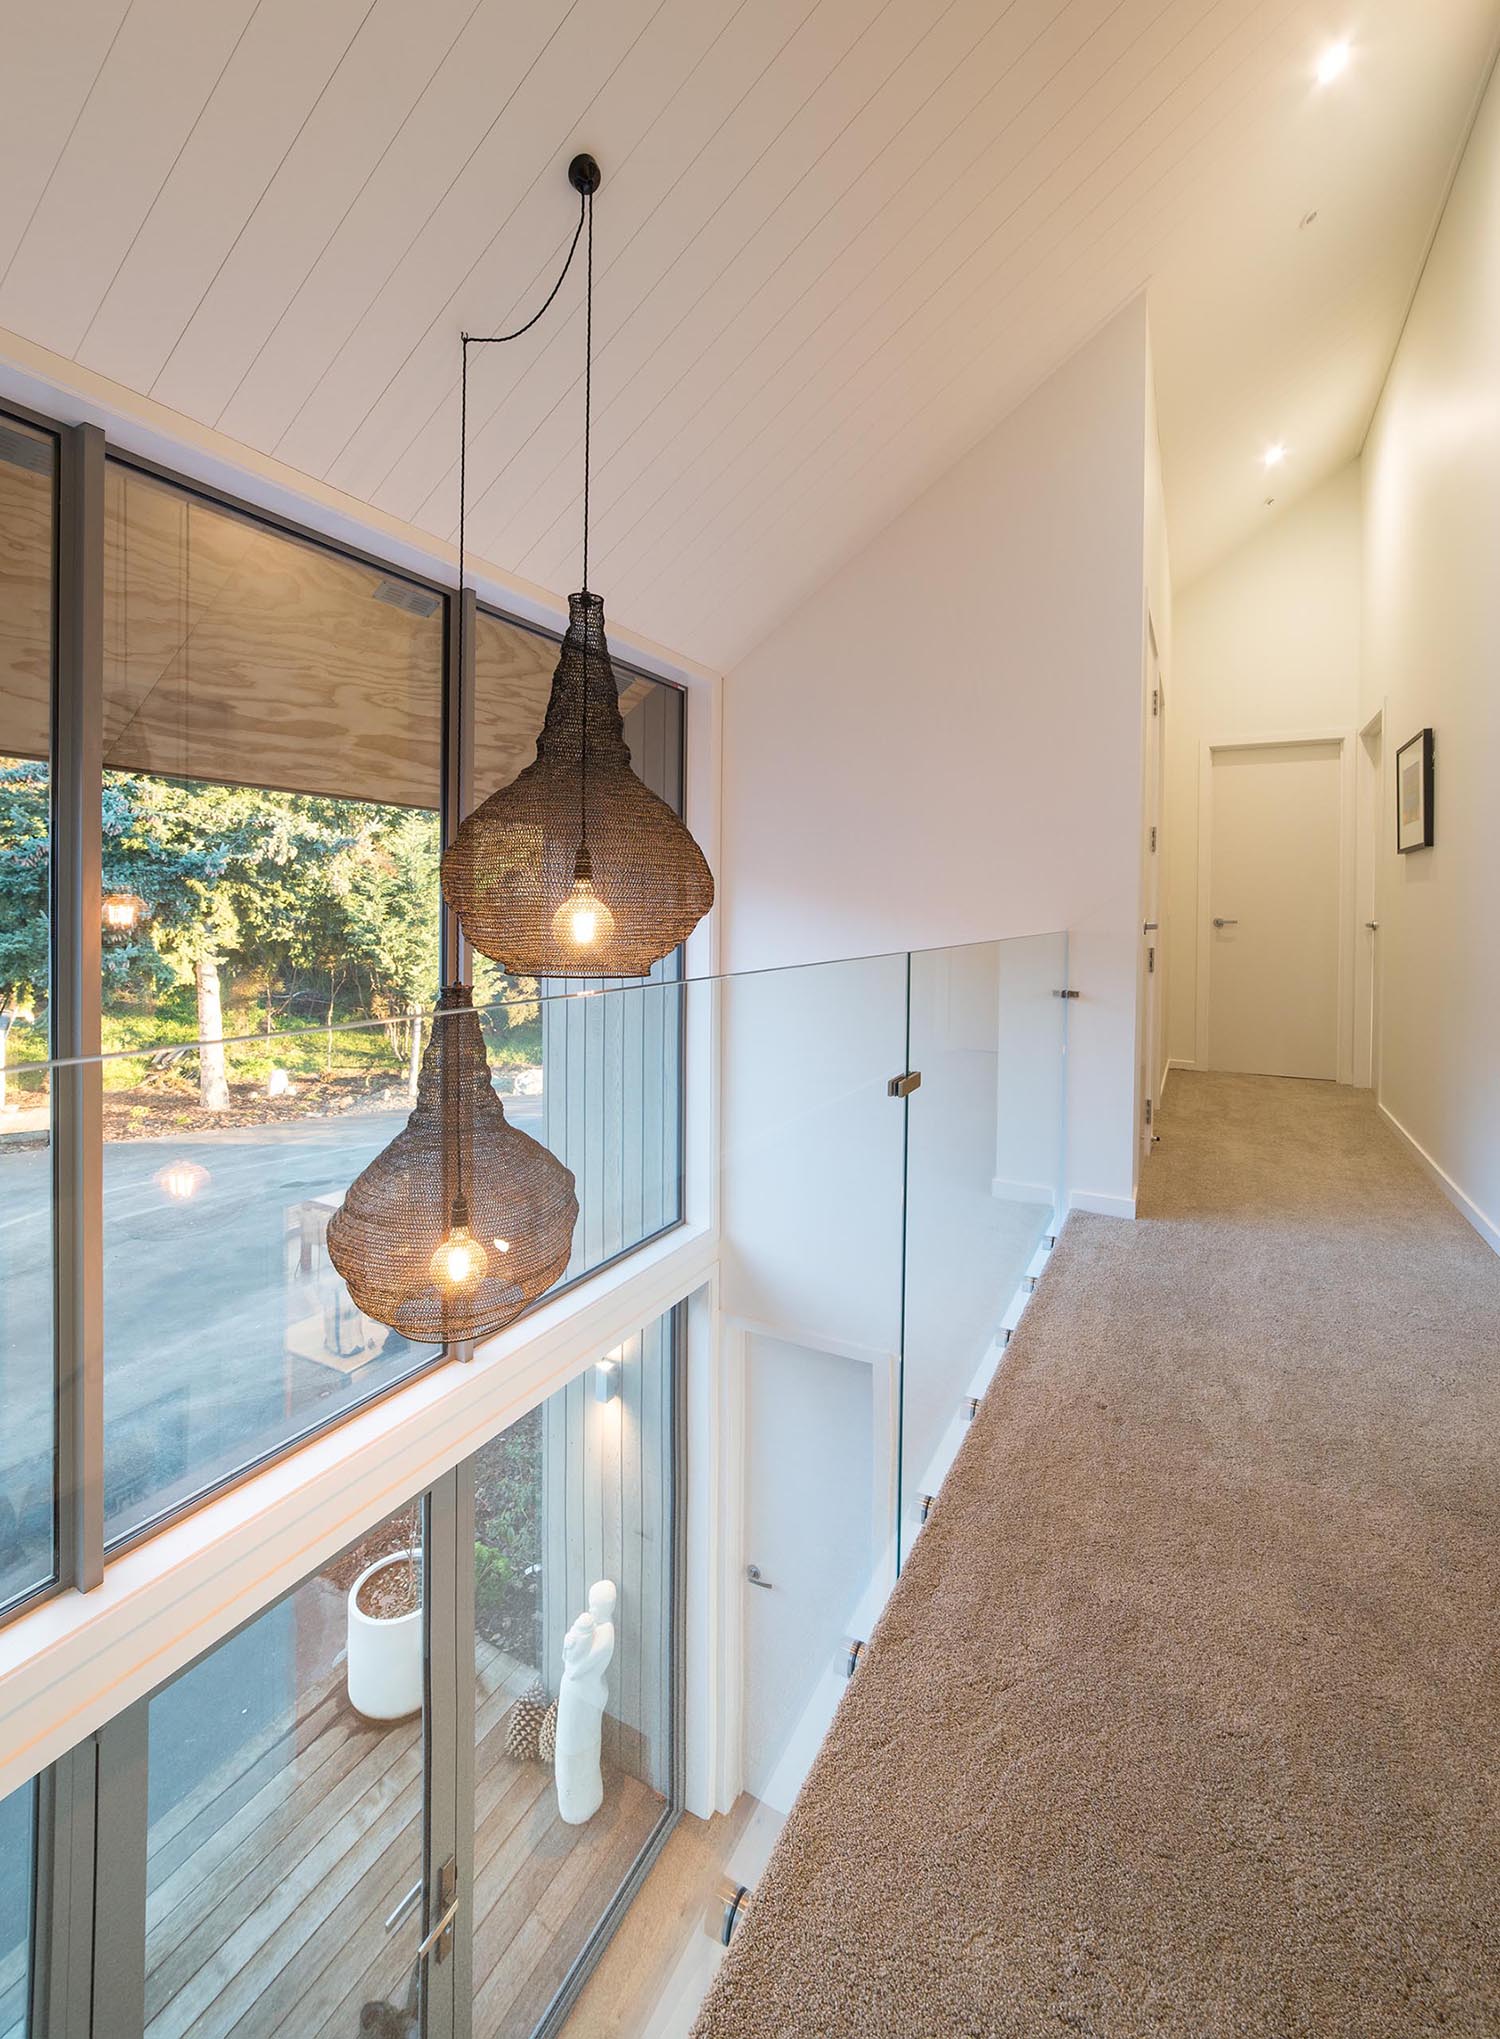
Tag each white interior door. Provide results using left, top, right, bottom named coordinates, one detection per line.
left=1356, top=714, right=1383, bottom=1091
left=740, top=1334, right=873, bottom=1816
left=1204, top=740, right=1342, bottom=1079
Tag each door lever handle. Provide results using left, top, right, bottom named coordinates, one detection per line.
left=745, top=1564, right=773, bottom=1589
left=416, top=1897, right=460, bottom=1964
left=1212, top=918, right=1238, bottom=928
left=1143, top=921, right=1159, bottom=932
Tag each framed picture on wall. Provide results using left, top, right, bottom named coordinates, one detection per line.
left=1396, top=727, right=1434, bottom=853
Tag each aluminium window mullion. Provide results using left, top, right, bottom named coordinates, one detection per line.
left=30, top=1748, right=97, bottom=2039
left=451, top=1461, right=476, bottom=2039
left=442, top=586, right=476, bottom=1367
left=52, top=420, right=106, bottom=1594
left=423, top=1467, right=471, bottom=2039
left=90, top=1707, right=148, bottom=2039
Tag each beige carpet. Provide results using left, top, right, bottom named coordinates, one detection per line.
left=693, top=1073, right=1500, bottom=2038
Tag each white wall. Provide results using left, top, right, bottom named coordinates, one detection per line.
left=721, top=302, right=1151, bottom=1215
left=1165, top=462, right=1363, bottom=1067
left=1362, top=55, right=1500, bottom=1249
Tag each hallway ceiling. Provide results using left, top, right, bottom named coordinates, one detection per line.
left=2, top=0, right=1496, bottom=667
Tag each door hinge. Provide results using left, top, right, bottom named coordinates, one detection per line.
left=887, top=1070, right=921, bottom=1098
left=1148, top=945, right=1155, bottom=974
left=1145, top=1096, right=1153, bottom=1126
left=1052, top=988, right=1080, bottom=1000
left=1152, top=686, right=1159, bottom=715
left=1149, top=824, right=1157, bottom=852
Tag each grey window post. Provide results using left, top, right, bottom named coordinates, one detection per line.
left=52, top=419, right=106, bottom=1592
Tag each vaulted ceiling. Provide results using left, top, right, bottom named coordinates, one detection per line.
left=2, top=0, right=1496, bottom=668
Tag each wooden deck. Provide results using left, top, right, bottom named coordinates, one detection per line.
left=143, top=1646, right=665, bottom=2038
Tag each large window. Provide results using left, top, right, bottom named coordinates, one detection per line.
left=0, top=413, right=56, bottom=1619
left=12, top=1307, right=678, bottom=2037
left=144, top=1499, right=429, bottom=2036
left=99, top=461, right=447, bottom=1546
left=0, top=1777, right=33, bottom=2039
left=471, top=1312, right=676, bottom=2033
left=0, top=411, right=692, bottom=1616
left=473, top=609, right=684, bottom=1290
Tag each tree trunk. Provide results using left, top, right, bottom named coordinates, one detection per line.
left=326, top=971, right=337, bottom=1075
left=0, top=1012, right=10, bottom=1115
left=407, top=1011, right=422, bottom=1103
left=196, top=955, right=230, bottom=1113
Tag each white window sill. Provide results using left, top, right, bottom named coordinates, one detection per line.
left=0, top=1219, right=717, bottom=1801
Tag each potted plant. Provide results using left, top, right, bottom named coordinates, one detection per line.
left=346, top=1542, right=423, bottom=1721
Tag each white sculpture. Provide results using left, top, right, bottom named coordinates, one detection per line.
left=554, top=1579, right=617, bottom=1825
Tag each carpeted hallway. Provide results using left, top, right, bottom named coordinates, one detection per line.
left=693, top=1071, right=1500, bottom=2039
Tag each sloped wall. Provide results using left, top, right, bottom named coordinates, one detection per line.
left=720, top=301, right=1151, bottom=1214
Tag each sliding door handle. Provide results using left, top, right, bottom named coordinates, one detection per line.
left=1212, top=918, right=1238, bottom=928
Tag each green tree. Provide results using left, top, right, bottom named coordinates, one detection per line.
left=0, top=760, right=49, bottom=1110
left=104, top=775, right=360, bottom=1111
left=340, top=807, right=441, bottom=1097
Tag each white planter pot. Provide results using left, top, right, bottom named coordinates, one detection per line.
left=347, top=1551, right=423, bottom=1722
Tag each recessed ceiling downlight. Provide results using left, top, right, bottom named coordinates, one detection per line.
left=1316, top=40, right=1350, bottom=86
left=1262, top=443, right=1288, bottom=470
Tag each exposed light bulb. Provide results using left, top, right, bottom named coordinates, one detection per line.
left=156, top=1159, right=209, bottom=1201
left=430, top=1220, right=489, bottom=1295
left=551, top=847, right=615, bottom=954
left=1315, top=40, right=1350, bottom=86
left=1262, top=442, right=1287, bottom=469
left=102, top=892, right=146, bottom=932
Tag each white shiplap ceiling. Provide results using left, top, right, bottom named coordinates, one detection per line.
left=2, top=0, right=1497, bottom=668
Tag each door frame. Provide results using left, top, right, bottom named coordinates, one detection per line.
left=718, top=1316, right=899, bottom=1811
left=1140, top=628, right=1165, bottom=1159
left=1354, top=709, right=1384, bottom=1093
left=1195, top=729, right=1357, bottom=1085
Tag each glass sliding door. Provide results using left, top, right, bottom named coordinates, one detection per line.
left=143, top=1497, right=433, bottom=2039
left=468, top=1309, right=678, bottom=2037
left=0, top=1779, right=33, bottom=2039
left=12, top=1308, right=682, bottom=2039
left=0, top=413, right=57, bottom=1618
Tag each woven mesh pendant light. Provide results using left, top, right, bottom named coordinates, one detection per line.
left=443, top=590, right=712, bottom=976
left=440, top=154, right=713, bottom=979
left=327, top=986, right=577, bottom=1343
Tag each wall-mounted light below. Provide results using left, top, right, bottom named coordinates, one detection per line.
left=1315, top=40, right=1350, bottom=86
left=1262, top=443, right=1287, bottom=470
left=595, top=1357, right=620, bottom=1404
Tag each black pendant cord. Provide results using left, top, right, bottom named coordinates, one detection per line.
left=455, top=179, right=591, bottom=881
left=579, top=184, right=594, bottom=861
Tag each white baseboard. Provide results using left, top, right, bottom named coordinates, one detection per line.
left=1066, top=1188, right=1137, bottom=1221
left=1166, top=1057, right=1198, bottom=1072
left=1378, top=1102, right=1500, bottom=1257
left=990, top=1175, right=1054, bottom=1204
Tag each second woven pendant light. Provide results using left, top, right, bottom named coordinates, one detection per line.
left=441, top=153, right=713, bottom=979
left=328, top=987, right=577, bottom=1344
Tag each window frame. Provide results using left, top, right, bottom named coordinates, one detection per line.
left=0, top=412, right=690, bottom=1621
left=20, top=1301, right=684, bottom=2039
